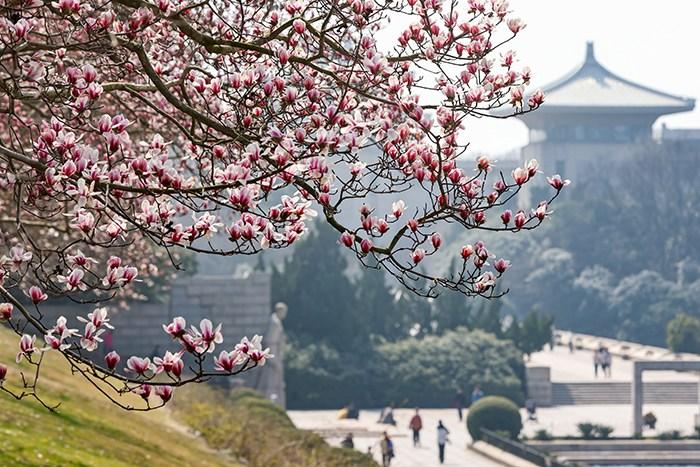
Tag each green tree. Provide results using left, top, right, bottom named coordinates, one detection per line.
left=667, top=313, right=700, bottom=354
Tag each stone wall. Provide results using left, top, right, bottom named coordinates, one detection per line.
left=40, top=272, right=283, bottom=403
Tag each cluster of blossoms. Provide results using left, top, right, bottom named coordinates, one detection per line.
left=0, top=0, right=566, bottom=408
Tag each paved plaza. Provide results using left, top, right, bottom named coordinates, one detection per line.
left=289, top=408, right=500, bottom=466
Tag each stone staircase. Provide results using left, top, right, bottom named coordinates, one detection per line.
left=551, top=381, right=699, bottom=405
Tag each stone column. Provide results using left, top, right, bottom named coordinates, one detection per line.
left=632, top=362, right=644, bottom=436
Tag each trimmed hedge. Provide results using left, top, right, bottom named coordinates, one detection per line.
left=467, top=396, right=523, bottom=440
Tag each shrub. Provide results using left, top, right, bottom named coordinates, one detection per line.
left=577, top=422, right=614, bottom=439
left=534, top=429, right=553, bottom=441
left=658, top=430, right=682, bottom=440
left=667, top=313, right=700, bottom=354
left=467, top=396, right=523, bottom=441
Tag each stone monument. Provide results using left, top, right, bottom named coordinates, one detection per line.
left=254, top=302, right=287, bottom=408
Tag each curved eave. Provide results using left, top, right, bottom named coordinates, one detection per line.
left=517, top=101, right=695, bottom=117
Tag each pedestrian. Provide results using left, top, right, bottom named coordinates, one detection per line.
left=525, top=398, right=538, bottom=421
left=380, top=431, right=395, bottom=467
left=341, top=432, right=354, bottom=449
left=568, top=333, right=575, bottom=353
left=593, top=348, right=602, bottom=378
left=470, top=385, right=484, bottom=406
left=409, top=407, right=423, bottom=446
left=602, top=347, right=612, bottom=378
left=454, top=388, right=466, bottom=421
left=378, top=404, right=397, bottom=425
left=437, top=420, right=450, bottom=464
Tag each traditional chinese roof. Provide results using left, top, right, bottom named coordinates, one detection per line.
left=537, top=42, right=694, bottom=114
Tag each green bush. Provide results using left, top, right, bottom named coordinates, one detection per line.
left=658, top=430, right=682, bottom=440
left=667, top=313, right=700, bottom=354
left=467, top=396, right=523, bottom=441
left=577, top=422, right=614, bottom=439
left=534, top=429, right=553, bottom=441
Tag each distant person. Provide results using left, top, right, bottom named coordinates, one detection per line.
left=341, top=433, right=354, bottom=449
left=378, top=405, right=396, bottom=425
left=471, top=385, right=484, bottom=406
left=409, top=408, right=423, bottom=446
left=454, top=389, right=466, bottom=421
left=380, top=431, right=394, bottom=467
left=593, top=348, right=602, bottom=378
left=568, top=333, right=575, bottom=353
left=437, top=420, right=450, bottom=464
left=347, top=402, right=359, bottom=420
left=643, top=412, right=657, bottom=430
left=525, top=398, right=538, bottom=421
left=602, top=348, right=612, bottom=378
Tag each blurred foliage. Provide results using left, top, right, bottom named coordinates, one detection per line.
left=667, top=313, right=700, bottom=353
left=174, top=386, right=376, bottom=467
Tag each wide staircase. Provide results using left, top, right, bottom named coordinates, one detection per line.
left=552, top=381, right=699, bottom=405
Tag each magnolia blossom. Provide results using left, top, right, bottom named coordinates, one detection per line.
left=126, top=356, right=155, bottom=376
left=0, top=303, right=12, bottom=320
left=132, top=384, right=152, bottom=400
left=193, top=319, right=223, bottom=353
left=155, top=385, right=174, bottom=403
left=16, top=334, right=38, bottom=363
left=80, top=323, right=104, bottom=351
left=214, top=350, right=243, bottom=372
left=411, top=248, right=426, bottom=264
left=153, top=351, right=184, bottom=377
left=494, top=258, right=511, bottom=274
left=0, top=364, right=7, bottom=382
left=391, top=200, right=406, bottom=219
left=163, top=317, right=187, bottom=338
left=78, top=307, right=114, bottom=330
left=547, top=174, right=571, bottom=190
left=104, top=351, right=120, bottom=371
left=27, top=286, right=47, bottom=304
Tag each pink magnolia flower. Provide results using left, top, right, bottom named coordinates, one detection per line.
left=412, top=248, right=426, bottom=264
left=547, top=174, right=571, bottom=190
left=340, top=232, right=354, bottom=248
left=132, top=384, right=152, bottom=400
left=27, top=286, right=47, bottom=304
left=214, top=350, right=243, bottom=372
left=243, top=335, right=273, bottom=366
left=476, top=155, right=491, bottom=172
left=194, top=319, right=223, bottom=353
left=391, top=200, right=406, bottom=219
left=514, top=210, right=527, bottom=230
left=16, top=334, right=38, bottom=363
left=163, top=317, right=187, bottom=338
left=455, top=243, right=472, bottom=260
left=104, top=351, right=120, bottom=371
left=80, top=323, right=104, bottom=351
left=56, top=268, right=86, bottom=291
left=153, top=351, right=184, bottom=376
left=155, top=385, right=173, bottom=403
left=407, top=219, right=419, bottom=232
left=126, top=356, right=155, bottom=376
left=360, top=238, right=373, bottom=254
left=494, top=258, right=510, bottom=273
left=534, top=202, right=549, bottom=221
left=43, top=333, right=70, bottom=351
left=528, top=90, right=545, bottom=109
left=501, top=210, right=512, bottom=226
left=431, top=233, right=442, bottom=249
left=0, top=364, right=7, bottom=382
left=0, top=303, right=12, bottom=320
left=78, top=307, right=114, bottom=330
left=511, top=167, right=529, bottom=185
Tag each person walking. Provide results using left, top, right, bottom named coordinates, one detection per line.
left=408, top=408, right=423, bottom=447
left=593, top=348, right=602, bottom=378
left=380, top=431, right=394, bottom=467
left=471, top=385, right=484, bottom=406
left=454, top=388, right=466, bottom=421
left=437, top=420, right=450, bottom=464
left=601, top=347, right=612, bottom=378
left=341, top=433, right=354, bottom=449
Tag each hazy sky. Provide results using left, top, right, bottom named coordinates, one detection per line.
left=409, top=0, right=700, bottom=155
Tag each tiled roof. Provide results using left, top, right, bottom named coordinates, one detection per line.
left=540, top=42, right=694, bottom=112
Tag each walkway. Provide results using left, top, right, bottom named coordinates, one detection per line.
left=288, top=408, right=500, bottom=467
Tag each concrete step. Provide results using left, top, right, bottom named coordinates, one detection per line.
left=551, top=382, right=699, bottom=405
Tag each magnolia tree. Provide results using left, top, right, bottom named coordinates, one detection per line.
left=0, top=0, right=567, bottom=410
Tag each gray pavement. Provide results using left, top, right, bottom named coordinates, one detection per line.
left=289, top=408, right=500, bottom=466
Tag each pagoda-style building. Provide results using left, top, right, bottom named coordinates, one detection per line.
left=517, top=42, right=695, bottom=188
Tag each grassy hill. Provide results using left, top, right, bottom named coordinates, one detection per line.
left=0, top=325, right=375, bottom=466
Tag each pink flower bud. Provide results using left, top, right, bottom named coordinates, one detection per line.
left=461, top=244, right=474, bottom=260
left=514, top=210, right=527, bottom=229
left=360, top=238, right=373, bottom=254
left=494, top=258, right=510, bottom=273
left=28, top=286, right=47, bottom=304
left=408, top=219, right=419, bottom=232
left=431, top=233, right=442, bottom=249
left=501, top=210, right=512, bottom=226
left=0, top=303, right=12, bottom=320
left=340, top=232, right=354, bottom=247
left=0, top=364, right=7, bottom=382
left=411, top=248, right=425, bottom=264
left=105, top=351, right=120, bottom=370
left=293, top=19, right=306, bottom=34
left=156, top=385, right=173, bottom=402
